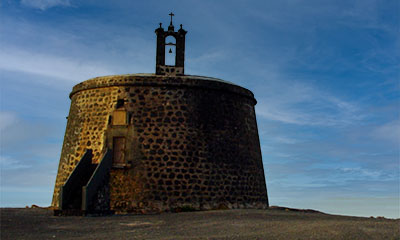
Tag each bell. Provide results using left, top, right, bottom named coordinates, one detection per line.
left=169, top=48, right=172, bottom=53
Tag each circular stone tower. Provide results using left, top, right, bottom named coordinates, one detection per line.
left=52, top=16, right=268, bottom=215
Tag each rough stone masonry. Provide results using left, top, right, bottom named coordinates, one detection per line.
left=52, top=15, right=269, bottom=215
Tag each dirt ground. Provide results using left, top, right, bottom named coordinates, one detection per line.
left=1, top=207, right=399, bottom=240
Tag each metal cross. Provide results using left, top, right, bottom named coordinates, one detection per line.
left=169, top=12, right=174, bottom=25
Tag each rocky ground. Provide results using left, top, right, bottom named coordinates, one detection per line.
left=1, top=207, right=399, bottom=239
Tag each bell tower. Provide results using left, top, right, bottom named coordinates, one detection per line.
left=155, top=13, right=187, bottom=76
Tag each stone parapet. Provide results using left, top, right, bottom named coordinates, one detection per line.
left=70, top=74, right=256, bottom=104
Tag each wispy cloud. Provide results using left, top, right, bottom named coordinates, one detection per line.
left=0, top=111, right=58, bottom=150
left=20, top=0, right=71, bottom=10
left=0, top=156, right=30, bottom=170
left=339, top=167, right=383, bottom=178
left=0, top=111, right=60, bottom=204
left=1, top=0, right=398, bottom=218
left=273, top=136, right=299, bottom=145
left=371, top=120, right=400, bottom=143
left=0, top=15, right=155, bottom=83
left=256, top=80, right=363, bottom=126
left=0, top=47, right=116, bottom=83
left=0, top=112, right=18, bottom=131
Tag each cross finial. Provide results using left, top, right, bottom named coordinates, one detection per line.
left=169, top=12, right=174, bottom=25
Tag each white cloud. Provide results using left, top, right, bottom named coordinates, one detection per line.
left=0, top=47, right=116, bottom=83
left=371, top=120, right=400, bottom=143
left=0, top=15, right=155, bottom=84
left=340, top=167, right=382, bottom=178
left=273, top=136, right=299, bottom=144
left=188, top=50, right=227, bottom=65
left=0, top=111, right=56, bottom=150
left=256, top=80, right=363, bottom=126
left=0, top=112, right=18, bottom=132
left=20, top=0, right=71, bottom=10
left=0, top=156, right=30, bottom=170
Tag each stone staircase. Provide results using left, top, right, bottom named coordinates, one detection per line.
left=54, top=149, right=113, bottom=216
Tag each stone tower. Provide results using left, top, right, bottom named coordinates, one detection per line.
left=52, top=14, right=269, bottom=215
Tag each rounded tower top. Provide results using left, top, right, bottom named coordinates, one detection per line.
left=70, top=74, right=256, bottom=105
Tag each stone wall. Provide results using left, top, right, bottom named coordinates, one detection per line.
left=52, top=74, right=269, bottom=213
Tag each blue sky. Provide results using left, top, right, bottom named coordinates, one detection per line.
left=1, top=0, right=399, bottom=218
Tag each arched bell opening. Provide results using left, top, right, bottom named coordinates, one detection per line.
left=165, top=35, right=176, bottom=66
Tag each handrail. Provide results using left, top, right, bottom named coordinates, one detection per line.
left=60, top=149, right=93, bottom=210
left=82, top=149, right=113, bottom=212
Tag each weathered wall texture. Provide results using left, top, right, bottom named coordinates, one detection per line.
left=52, top=74, right=268, bottom=213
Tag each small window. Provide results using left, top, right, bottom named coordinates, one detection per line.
left=116, top=99, right=125, bottom=109
left=112, top=110, right=127, bottom=125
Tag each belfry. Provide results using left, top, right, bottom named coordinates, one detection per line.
left=52, top=14, right=269, bottom=215
left=155, top=12, right=187, bottom=76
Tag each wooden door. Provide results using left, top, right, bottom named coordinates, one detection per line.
left=113, top=137, right=125, bottom=165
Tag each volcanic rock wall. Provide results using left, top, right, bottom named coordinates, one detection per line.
left=52, top=74, right=268, bottom=213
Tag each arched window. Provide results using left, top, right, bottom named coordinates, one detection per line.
left=165, top=36, right=176, bottom=66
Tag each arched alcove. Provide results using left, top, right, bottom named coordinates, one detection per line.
left=165, top=36, right=176, bottom=66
